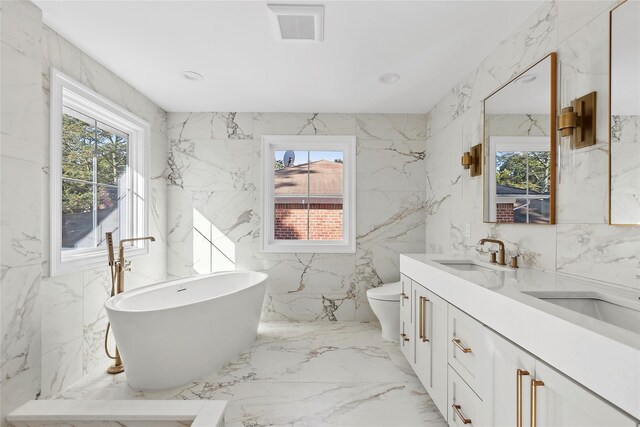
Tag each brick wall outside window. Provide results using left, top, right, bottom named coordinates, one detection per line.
left=496, top=203, right=515, bottom=223
left=274, top=203, right=343, bottom=240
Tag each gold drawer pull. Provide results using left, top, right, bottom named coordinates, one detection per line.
left=400, top=333, right=409, bottom=342
left=422, top=296, right=429, bottom=342
left=517, top=369, right=530, bottom=427
left=418, top=296, right=424, bottom=340
left=401, top=292, right=409, bottom=299
left=530, top=379, right=544, bottom=427
left=452, top=404, right=472, bottom=424
left=452, top=338, right=472, bottom=353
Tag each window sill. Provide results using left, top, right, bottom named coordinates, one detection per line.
left=261, top=241, right=355, bottom=254
left=51, top=246, right=148, bottom=277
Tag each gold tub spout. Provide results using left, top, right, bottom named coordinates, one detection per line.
left=105, top=233, right=156, bottom=374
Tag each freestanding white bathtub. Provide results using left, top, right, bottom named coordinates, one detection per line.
left=105, top=271, right=267, bottom=390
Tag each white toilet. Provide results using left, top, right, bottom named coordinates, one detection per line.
left=367, top=281, right=401, bottom=341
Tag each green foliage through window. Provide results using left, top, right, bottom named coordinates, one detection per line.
left=61, top=109, right=128, bottom=214
left=495, top=151, right=550, bottom=194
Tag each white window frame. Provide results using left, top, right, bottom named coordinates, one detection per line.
left=488, top=136, right=550, bottom=222
left=261, top=135, right=356, bottom=253
left=50, top=69, right=150, bottom=276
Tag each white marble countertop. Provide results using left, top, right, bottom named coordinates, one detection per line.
left=400, top=253, right=640, bottom=420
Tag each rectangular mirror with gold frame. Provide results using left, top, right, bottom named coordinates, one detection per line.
left=609, top=0, right=640, bottom=226
left=483, top=53, right=557, bottom=224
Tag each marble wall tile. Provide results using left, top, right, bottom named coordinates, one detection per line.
left=0, top=0, right=42, bottom=61
left=41, top=337, right=83, bottom=397
left=167, top=138, right=258, bottom=191
left=254, top=252, right=356, bottom=295
left=356, top=191, right=426, bottom=288
left=557, top=224, right=640, bottom=290
left=356, top=139, right=426, bottom=192
left=0, top=158, right=42, bottom=268
left=261, top=292, right=356, bottom=322
left=1, top=2, right=44, bottom=420
left=424, top=0, right=638, bottom=292
left=253, top=113, right=355, bottom=138
left=41, top=26, right=83, bottom=93
left=556, top=12, right=609, bottom=224
left=1, top=45, right=44, bottom=162
left=41, top=273, right=83, bottom=355
left=356, top=114, right=426, bottom=141
left=167, top=112, right=254, bottom=141
left=0, top=264, right=42, bottom=382
left=557, top=0, right=616, bottom=44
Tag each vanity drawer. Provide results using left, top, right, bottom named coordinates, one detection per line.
left=448, top=305, right=490, bottom=399
left=448, top=365, right=485, bottom=427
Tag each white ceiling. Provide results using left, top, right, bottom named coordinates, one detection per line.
left=35, top=1, right=543, bottom=113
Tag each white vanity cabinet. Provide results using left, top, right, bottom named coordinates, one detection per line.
left=400, top=274, right=413, bottom=363
left=533, top=360, right=636, bottom=427
left=484, top=328, right=637, bottom=427
left=413, top=282, right=448, bottom=417
left=399, top=275, right=448, bottom=419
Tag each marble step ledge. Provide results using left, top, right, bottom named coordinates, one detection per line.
left=6, top=400, right=227, bottom=427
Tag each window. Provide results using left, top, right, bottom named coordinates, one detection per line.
left=50, top=70, right=149, bottom=276
left=261, top=135, right=355, bottom=253
left=488, top=136, right=551, bottom=224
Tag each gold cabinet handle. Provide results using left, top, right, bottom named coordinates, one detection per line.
left=400, top=333, right=409, bottom=342
left=516, top=369, right=530, bottom=427
left=452, top=338, right=472, bottom=353
left=530, top=379, right=544, bottom=427
left=452, top=404, right=472, bottom=424
left=418, top=296, right=424, bottom=340
left=422, top=297, right=429, bottom=342
left=401, top=292, right=409, bottom=300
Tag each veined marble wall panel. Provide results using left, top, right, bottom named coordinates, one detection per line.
left=556, top=12, right=610, bottom=224
left=37, top=24, right=169, bottom=397
left=166, top=113, right=427, bottom=321
left=425, top=0, right=640, bottom=290
left=1, top=0, right=44, bottom=422
left=611, top=115, right=640, bottom=225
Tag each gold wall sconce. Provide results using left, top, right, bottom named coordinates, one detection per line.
left=557, top=91, right=596, bottom=149
left=461, top=143, right=482, bottom=177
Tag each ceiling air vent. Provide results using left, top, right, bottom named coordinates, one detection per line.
left=267, top=4, right=324, bottom=42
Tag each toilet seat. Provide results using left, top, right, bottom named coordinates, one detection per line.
left=366, top=281, right=401, bottom=302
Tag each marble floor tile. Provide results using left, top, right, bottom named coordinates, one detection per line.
left=54, top=322, right=446, bottom=426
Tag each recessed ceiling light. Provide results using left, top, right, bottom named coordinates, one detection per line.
left=181, top=71, right=204, bottom=81
left=378, top=73, right=400, bottom=85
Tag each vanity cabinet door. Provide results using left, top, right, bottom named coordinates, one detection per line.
left=484, top=328, right=536, bottom=427
left=414, top=284, right=432, bottom=389
left=400, top=275, right=413, bottom=363
left=426, top=287, right=448, bottom=418
left=413, top=282, right=448, bottom=419
left=533, top=361, right=636, bottom=427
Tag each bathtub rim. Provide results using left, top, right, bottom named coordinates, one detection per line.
left=105, top=270, right=268, bottom=314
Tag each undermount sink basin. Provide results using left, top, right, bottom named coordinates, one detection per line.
left=523, top=291, right=640, bottom=335
left=434, top=259, right=510, bottom=272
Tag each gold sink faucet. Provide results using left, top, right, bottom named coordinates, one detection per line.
left=104, top=233, right=156, bottom=374
left=478, top=238, right=506, bottom=266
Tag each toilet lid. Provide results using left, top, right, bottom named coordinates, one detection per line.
left=367, top=281, right=402, bottom=301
